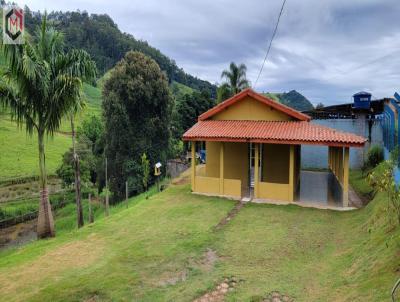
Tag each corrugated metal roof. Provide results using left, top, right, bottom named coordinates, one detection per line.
left=183, top=120, right=366, bottom=147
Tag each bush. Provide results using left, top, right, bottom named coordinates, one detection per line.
left=366, top=145, right=384, bottom=168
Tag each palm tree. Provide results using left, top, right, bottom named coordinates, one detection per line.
left=221, top=62, right=250, bottom=95
left=0, top=15, right=96, bottom=238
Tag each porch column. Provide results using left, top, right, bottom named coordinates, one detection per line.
left=254, top=143, right=260, bottom=198
left=289, top=145, right=295, bottom=202
left=191, top=141, right=196, bottom=191
left=219, top=142, right=224, bottom=195
left=339, top=147, right=344, bottom=184
left=343, top=147, right=349, bottom=207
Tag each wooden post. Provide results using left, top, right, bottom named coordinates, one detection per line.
left=254, top=143, right=259, bottom=198
left=328, top=147, right=331, bottom=170
left=219, top=142, right=224, bottom=195
left=105, top=157, right=109, bottom=217
left=88, top=193, right=94, bottom=223
left=191, top=142, right=196, bottom=191
left=343, top=147, right=350, bottom=207
left=125, top=181, right=128, bottom=208
left=289, top=145, right=295, bottom=202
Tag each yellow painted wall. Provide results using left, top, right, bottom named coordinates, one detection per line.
left=211, top=96, right=292, bottom=121
left=205, top=141, right=221, bottom=178
left=224, top=142, right=248, bottom=189
left=258, top=182, right=290, bottom=201
left=262, top=144, right=290, bottom=184
left=223, top=179, right=242, bottom=198
left=195, top=176, right=219, bottom=194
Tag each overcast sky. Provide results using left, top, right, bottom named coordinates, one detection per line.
left=19, top=0, right=400, bottom=105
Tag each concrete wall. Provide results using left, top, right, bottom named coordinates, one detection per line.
left=301, top=118, right=383, bottom=169
left=211, top=96, right=293, bottom=121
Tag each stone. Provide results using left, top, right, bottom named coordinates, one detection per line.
left=221, top=283, right=229, bottom=289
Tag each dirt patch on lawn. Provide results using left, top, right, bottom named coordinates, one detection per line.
left=158, top=248, right=219, bottom=287
left=214, top=201, right=244, bottom=231
left=171, top=175, right=190, bottom=185
left=0, top=235, right=105, bottom=300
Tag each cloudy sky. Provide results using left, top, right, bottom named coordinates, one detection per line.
left=20, top=0, right=400, bottom=105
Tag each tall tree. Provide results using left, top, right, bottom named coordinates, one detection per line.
left=0, top=16, right=96, bottom=237
left=221, top=62, right=250, bottom=95
left=103, top=51, right=172, bottom=200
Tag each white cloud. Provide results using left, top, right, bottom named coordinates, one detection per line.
left=19, top=0, right=400, bottom=104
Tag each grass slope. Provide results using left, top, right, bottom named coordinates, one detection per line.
left=0, top=117, right=71, bottom=182
left=0, top=171, right=398, bottom=301
left=0, top=80, right=103, bottom=181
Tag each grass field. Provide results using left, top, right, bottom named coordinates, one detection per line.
left=0, top=80, right=104, bottom=182
left=0, top=170, right=398, bottom=301
left=0, top=117, right=72, bottom=182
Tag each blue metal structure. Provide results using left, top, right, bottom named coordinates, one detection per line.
left=353, top=91, right=371, bottom=109
left=381, top=93, right=400, bottom=184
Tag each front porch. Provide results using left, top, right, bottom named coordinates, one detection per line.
left=190, top=141, right=351, bottom=208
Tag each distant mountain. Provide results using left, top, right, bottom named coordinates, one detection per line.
left=23, top=8, right=217, bottom=98
left=263, top=90, right=314, bottom=111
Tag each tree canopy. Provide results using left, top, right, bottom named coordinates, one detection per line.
left=102, top=51, right=172, bottom=200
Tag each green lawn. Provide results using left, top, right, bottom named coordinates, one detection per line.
left=0, top=171, right=398, bottom=301
left=0, top=117, right=71, bottom=182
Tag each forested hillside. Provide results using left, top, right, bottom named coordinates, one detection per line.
left=264, top=90, right=314, bottom=111
left=24, top=7, right=217, bottom=97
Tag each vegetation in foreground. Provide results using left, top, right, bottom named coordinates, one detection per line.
left=0, top=168, right=398, bottom=301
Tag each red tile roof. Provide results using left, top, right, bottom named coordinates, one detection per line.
left=183, top=120, right=366, bottom=147
left=198, top=88, right=311, bottom=121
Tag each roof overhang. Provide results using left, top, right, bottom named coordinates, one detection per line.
left=183, top=120, right=366, bottom=148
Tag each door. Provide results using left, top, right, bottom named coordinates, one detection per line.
left=249, top=143, right=262, bottom=188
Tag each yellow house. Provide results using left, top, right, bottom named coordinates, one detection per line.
left=183, top=89, right=366, bottom=207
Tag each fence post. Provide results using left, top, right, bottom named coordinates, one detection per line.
left=88, top=193, right=94, bottom=223
left=125, top=181, right=129, bottom=208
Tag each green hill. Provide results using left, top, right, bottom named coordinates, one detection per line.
left=0, top=168, right=398, bottom=301
left=24, top=8, right=217, bottom=98
left=264, top=90, right=314, bottom=111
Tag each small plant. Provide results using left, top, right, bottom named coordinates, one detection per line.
left=368, top=160, right=400, bottom=227
left=366, top=145, right=384, bottom=169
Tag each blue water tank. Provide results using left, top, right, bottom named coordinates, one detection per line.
left=353, top=91, right=371, bottom=109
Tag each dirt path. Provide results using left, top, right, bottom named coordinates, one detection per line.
left=213, top=201, right=245, bottom=231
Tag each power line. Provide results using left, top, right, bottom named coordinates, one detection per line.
left=254, top=0, right=287, bottom=88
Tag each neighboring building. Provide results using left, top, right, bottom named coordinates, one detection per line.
left=183, top=89, right=366, bottom=207
left=301, top=93, right=386, bottom=169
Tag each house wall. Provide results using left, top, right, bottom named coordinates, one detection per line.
left=211, top=96, right=293, bottom=121
left=262, top=144, right=289, bottom=183
left=224, top=142, right=249, bottom=190
left=205, top=141, right=220, bottom=178
left=201, top=141, right=245, bottom=198
left=301, top=118, right=382, bottom=169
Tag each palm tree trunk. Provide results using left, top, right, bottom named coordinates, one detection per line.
left=37, top=130, right=55, bottom=238
left=71, top=116, right=84, bottom=228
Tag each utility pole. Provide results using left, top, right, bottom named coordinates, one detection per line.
left=88, top=193, right=94, bottom=223
left=125, top=181, right=128, bottom=208
left=105, top=157, right=109, bottom=216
